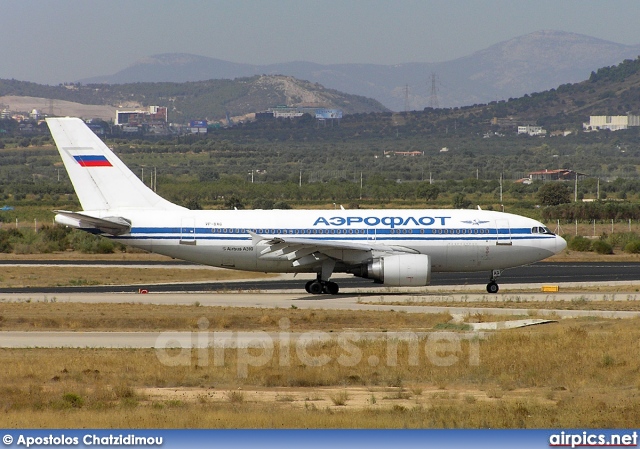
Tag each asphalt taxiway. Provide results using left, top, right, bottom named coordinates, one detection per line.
left=1, top=261, right=640, bottom=293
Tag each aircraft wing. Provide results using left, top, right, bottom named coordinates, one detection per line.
left=248, top=231, right=418, bottom=268
left=54, top=210, right=131, bottom=236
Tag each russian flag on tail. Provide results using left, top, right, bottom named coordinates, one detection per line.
left=73, top=155, right=112, bottom=167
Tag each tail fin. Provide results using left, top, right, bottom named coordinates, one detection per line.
left=46, top=117, right=185, bottom=212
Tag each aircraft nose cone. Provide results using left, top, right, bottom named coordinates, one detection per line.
left=556, top=235, right=567, bottom=254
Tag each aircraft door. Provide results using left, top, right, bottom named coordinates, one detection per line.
left=180, top=217, right=196, bottom=245
left=495, top=219, right=512, bottom=246
left=367, top=228, right=376, bottom=241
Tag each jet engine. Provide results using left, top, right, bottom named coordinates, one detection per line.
left=350, top=254, right=431, bottom=286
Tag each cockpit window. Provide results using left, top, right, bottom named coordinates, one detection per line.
left=531, top=226, right=555, bottom=235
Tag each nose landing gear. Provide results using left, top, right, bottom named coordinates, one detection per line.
left=486, top=269, right=502, bottom=294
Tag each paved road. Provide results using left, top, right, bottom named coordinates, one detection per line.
left=1, top=261, right=639, bottom=293
left=0, top=330, right=427, bottom=349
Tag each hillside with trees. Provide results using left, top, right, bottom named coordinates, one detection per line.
left=3, top=58, right=640, bottom=216
left=4, top=56, right=640, bottom=130
left=0, top=76, right=389, bottom=122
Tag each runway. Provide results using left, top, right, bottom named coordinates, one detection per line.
left=1, top=261, right=640, bottom=293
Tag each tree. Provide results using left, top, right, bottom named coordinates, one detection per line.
left=252, top=198, right=274, bottom=209
left=417, top=183, right=440, bottom=202
left=452, top=193, right=471, bottom=209
left=184, top=197, right=202, bottom=210
left=223, top=196, right=244, bottom=210
left=536, top=182, right=572, bottom=206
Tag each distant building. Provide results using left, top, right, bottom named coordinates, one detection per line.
left=257, top=106, right=342, bottom=121
left=491, top=116, right=518, bottom=130
left=255, top=112, right=275, bottom=121
left=583, top=115, right=640, bottom=131
left=550, top=130, right=572, bottom=137
left=384, top=151, right=424, bottom=157
left=189, top=120, right=208, bottom=134
left=315, top=109, right=342, bottom=120
left=527, top=169, right=586, bottom=182
left=273, top=110, right=304, bottom=119
left=115, top=106, right=167, bottom=126
left=87, top=123, right=105, bottom=135
left=518, top=125, right=546, bottom=136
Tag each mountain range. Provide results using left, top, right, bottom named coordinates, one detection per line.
left=80, top=30, right=640, bottom=111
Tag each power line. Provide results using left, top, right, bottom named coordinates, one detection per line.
left=429, top=73, right=439, bottom=109
left=404, top=84, right=410, bottom=112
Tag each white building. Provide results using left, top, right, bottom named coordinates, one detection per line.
left=583, top=115, right=640, bottom=131
left=115, top=106, right=167, bottom=125
left=272, top=110, right=304, bottom=118
left=518, top=125, right=546, bottom=136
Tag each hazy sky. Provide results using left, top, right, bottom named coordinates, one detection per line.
left=3, top=0, right=640, bottom=85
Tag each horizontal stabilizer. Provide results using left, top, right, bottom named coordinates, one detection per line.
left=55, top=210, right=131, bottom=236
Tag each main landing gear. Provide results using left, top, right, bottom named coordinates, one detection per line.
left=304, top=259, right=339, bottom=295
left=486, top=269, right=502, bottom=294
left=305, top=278, right=340, bottom=295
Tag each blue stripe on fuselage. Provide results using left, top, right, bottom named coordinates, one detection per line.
left=106, top=226, right=555, bottom=242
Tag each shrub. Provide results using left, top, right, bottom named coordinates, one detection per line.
left=624, top=240, right=640, bottom=253
left=69, top=231, right=115, bottom=254
left=252, top=198, right=274, bottom=209
left=39, top=225, right=71, bottom=252
left=592, top=240, right=613, bottom=255
left=95, top=239, right=115, bottom=254
left=329, top=391, right=349, bottom=406
left=0, top=228, right=25, bottom=253
left=62, top=392, right=84, bottom=408
left=567, top=236, right=591, bottom=252
left=273, top=201, right=291, bottom=210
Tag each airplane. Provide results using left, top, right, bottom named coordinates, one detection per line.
left=46, top=117, right=567, bottom=295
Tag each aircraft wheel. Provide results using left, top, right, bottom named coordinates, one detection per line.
left=304, top=280, right=314, bottom=293
left=308, top=281, right=324, bottom=295
left=324, top=281, right=339, bottom=295
left=486, top=281, right=499, bottom=294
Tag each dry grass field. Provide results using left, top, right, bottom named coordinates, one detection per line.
left=0, top=266, right=275, bottom=288
left=1, top=302, right=639, bottom=428
left=0, top=252, right=275, bottom=287
left=0, top=302, right=452, bottom=332
left=0, top=251, right=639, bottom=427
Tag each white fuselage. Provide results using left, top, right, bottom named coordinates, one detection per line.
left=71, top=208, right=565, bottom=274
